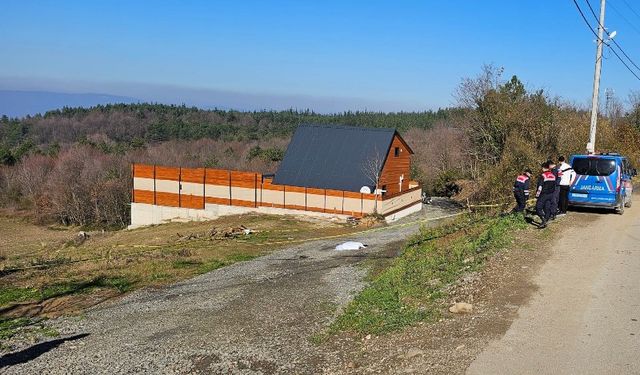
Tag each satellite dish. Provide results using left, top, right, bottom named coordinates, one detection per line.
left=359, top=186, right=372, bottom=194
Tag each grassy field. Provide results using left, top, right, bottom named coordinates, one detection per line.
left=329, top=213, right=529, bottom=335
left=0, top=213, right=361, bottom=320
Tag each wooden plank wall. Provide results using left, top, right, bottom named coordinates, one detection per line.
left=131, top=163, right=385, bottom=217
left=378, top=134, right=412, bottom=195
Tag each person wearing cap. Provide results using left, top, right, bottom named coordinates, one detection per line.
left=512, top=169, right=532, bottom=214
left=557, top=156, right=576, bottom=216
left=536, top=161, right=557, bottom=229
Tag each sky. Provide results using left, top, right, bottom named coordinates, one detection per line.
left=1, top=0, right=639, bottom=113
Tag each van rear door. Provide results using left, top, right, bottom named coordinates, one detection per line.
left=570, top=157, right=619, bottom=206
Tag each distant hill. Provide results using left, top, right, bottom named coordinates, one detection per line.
left=0, top=90, right=139, bottom=117
left=0, top=102, right=458, bottom=148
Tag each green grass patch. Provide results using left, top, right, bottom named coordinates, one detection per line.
left=0, top=287, right=41, bottom=307
left=40, top=276, right=134, bottom=298
left=0, top=317, right=60, bottom=342
left=330, top=213, right=528, bottom=335
left=196, top=253, right=258, bottom=274
left=197, top=260, right=228, bottom=274
left=226, top=253, right=258, bottom=262
left=172, top=259, right=203, bottom=269
left=0, top=317, right=32, bottom=340
left=98, top=276, right=135, bottom=293
left=0, top=276, right=135, bottom=308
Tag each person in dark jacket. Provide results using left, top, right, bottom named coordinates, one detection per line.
left=549, top=160, right=562, bottom=220
left=512, top=169, right=532, bottom=213
left=536, top=161, right=557, bottom=229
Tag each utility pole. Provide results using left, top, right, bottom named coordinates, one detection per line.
left=605, top=88, right=613, bottom=117
left=587, top=0, right=606, bottom=154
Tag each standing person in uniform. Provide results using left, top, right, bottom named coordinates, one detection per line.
left=557, top=156, right=576, bottom=216
left=512, top=169, right=532, bottom=214
left=536, top=161, right=556, bottom=229
left=549, top=160, right=561, bottom=220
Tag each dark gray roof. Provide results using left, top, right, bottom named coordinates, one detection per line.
left=273, top=124, right=400, bottom=192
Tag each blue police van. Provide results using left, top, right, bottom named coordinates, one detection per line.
left=569, top=153, right=635, bottom=214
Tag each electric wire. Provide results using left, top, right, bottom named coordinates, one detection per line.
left=620, top=0, right=640, bottom=22
left=608, top=0, right=640, bottom=37
left=584, top=0, right=640, bottom=75
left=571, top=0, right=640, bottom=81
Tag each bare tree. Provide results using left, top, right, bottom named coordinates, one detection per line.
left=362, top=147, right=385, bottom=213
left=454, top=63, right=504, bottom=109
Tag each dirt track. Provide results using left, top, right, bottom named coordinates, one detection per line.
left=0, top=201, right=458, bottom=374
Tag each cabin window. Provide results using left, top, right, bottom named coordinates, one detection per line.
left=381, top=185, right=387, bottom=196
left=394, top=147, right=400, bottom=157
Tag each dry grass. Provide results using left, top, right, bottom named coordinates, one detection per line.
left=0, top=213, right=361, bottom=317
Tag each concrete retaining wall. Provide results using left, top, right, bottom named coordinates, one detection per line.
left=129, top=202, right=354, bottom=229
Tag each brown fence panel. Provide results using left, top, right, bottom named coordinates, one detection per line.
left=284, top=185, right=305, bottom=193
left=181, top=194, right=204, bottom=209
left=132, top=189, right=154, bottom=204
left=206, top=196, right=230, bottom=205
left=343, top=191, right=361, bottom=199
left=205, top=168, right=230, bottom=186
left=133, top=164, right=155, bottom=179
left=155, top=166, right=180, bottom=181
left=305, top=187, right=324, bottom=195
left=231, top=171, right=260, bottom=188
left=231, top=199, right=256, bottom=207
left=155, top=192, right=180, bottom=207
left=133, top=162, right=384, bottom=217
left=262, top=178, right=284, bottom=191
left=325, top=189, right=344, bottom=197
left=181, top=167, right=205, bottom=183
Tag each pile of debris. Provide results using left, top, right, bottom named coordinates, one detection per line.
left=347, top=215, right=383, bottom=228
left=207, top=225, right=253, bottom=240
left=176, top=225, right=254, bottom=242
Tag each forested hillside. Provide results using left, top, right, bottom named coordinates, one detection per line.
left=0, top=104, right=458, bottom=146
left=1, top=65, right=639, bottom=227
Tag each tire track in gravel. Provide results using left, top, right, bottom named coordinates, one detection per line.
left=1, top=201, right=459, bottom=374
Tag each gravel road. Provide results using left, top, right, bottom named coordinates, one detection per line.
left=467, top=205, right=640, bottom=375
left=1, top=200, right=459, bottom=374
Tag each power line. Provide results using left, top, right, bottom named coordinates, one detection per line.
left=608, top=0, right=640, bottom=37
left=584, top=0, right=640, bottom=74
left=620, top=0, right=640, bottom=22
left=572, top=0, right=640, bottom=81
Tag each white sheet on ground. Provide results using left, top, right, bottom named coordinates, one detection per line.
left=335, top=241, right=367, bottom=251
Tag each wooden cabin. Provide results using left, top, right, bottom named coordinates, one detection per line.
left=273, top=124, right=415, bottom=196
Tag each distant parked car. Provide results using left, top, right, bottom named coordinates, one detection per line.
left=568, top=153, right=636, bottom=214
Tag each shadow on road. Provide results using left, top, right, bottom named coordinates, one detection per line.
left=569, top=206, right=617, bottom=215
left=0, top=333, right=89, bottom=369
